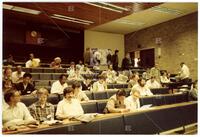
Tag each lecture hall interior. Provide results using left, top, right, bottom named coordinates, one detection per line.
left=1, top=1, right=198, bottom=135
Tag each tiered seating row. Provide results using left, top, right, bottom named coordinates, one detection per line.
left=21, top=92, right=189, bottom=114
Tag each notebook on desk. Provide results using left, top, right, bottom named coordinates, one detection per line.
left=139, top=104, right=152, bottom=110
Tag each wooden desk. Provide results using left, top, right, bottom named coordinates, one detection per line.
left=3, top=101, right=197, bottom=134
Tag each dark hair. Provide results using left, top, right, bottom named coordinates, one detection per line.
left=59, top=74, right=67, bottom=79
left=180, top=62, right=185, bottom=65
left=115, top=50, right=119, bottom=54
left=63, top=87, right=74, bottom=96
left=72, top=81, right=81, bottom=89
left=4, top=90, right=20, bottom=103
left=98, top=75, right=106, bottom=80
left=23, top=73, right=32, bottom=79
left=138, top=78, right=145, bottom=83
left=116, top=89, right=126, bottom=97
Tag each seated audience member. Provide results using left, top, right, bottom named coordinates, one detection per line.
left=102, top=65, right=117, bottom=84
left=11, top=65, right=25, bottom=83
left=3, top=79, right=14, bottom=93
left=115, top=72, right=128, bottom=84
left=146, top=76, right=161, bottom=89
left=81, top=77, right=93, bottom=91
left=104, top=89, right=130, bottom=113
left=68, top=67, right=84, bottom=81
left=25, top=53, right=40, bottom=68
left=3, top=67, right=12, bottom=81
left=29, top=88, right=54, bottom=122
left=128, top=74, right=139, bottom=88
left=72, top=81, right=89, bottom=101
left=2, top=80, right=15, bottom=106
left=50, top=57, right=62, bottom=68
left=142, top=68, right=151, bottom=80
left=150, top=63, right=161, bottom=82
left=92, top=75, right=107, bottom=92
left=76, top=60, right=84, bottom=70
left=3, top=54, right=15, bottom=66
left=56, top=87, right=84, bottom=120
left=79, top=64, right=93, bottom=74
left=3, top=90, right=37, bottom=127
left=67, top=61, right=76, bottom=75
left=125, top=89, right=141, bottom=111
left=132, top=78, right=153, bottom=96
left=160, top=71, right=171, bottom=83
left=16, top=73, right=36, bottom=95
left=190, top=80, right=198, bottom=100
left=51, top=74, right=68, bottom=94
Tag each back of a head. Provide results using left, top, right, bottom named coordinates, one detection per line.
left=116, top=89, right=126, bottom=97
left=72, top=81, right=81, bottom=89
left=37, top=88, right=49, bottom=96
left=59, top=74, right=67, bottom=80
left=63, top=87, right=74, bottom=96
left=23, top=73, right=32, bottom=79
left=4, top=89, right=19, bottom=103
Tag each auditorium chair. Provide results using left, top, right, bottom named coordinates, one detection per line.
left=31, top=73, right=40, bottom=80
left=48, top=94, right=60, bottom=105
left=21, top=95, right=38, bottom=107
left=40, top=73, right=52, bottom=80
left=81, top=102, right=98, bottom=113
left=43, top=68, right=55, bottom=73
left=107, top=90, right=118, bottom=98
left=150, top=88, right=169, bottom=95
left=84, top=91, right=94, bottom=100
left=96, top=100, right=107, bottom=113
left=31, top=68, right=43, bottom=73
left=93, top=91, right=108, bottom=100
left=55, top=69, right=66, bottom=73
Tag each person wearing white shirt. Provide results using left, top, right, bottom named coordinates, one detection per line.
left=51, top=74, right=68, bottom=94
left=160, top=71, right=171, bottom=83
left=68, top=68, right=84, bottom=81
left=179, top=62, right=190, bottom=82
left=56, top=87, right=84, bottom=120
left=72, top=81, right=89, bottom=101
left=67, top=62, right=76, bottom=76
left=104, top=89, right=130, bottom=113
left=146, top=76, right=161, bottom=89
left=79, top=64, right=93, bottom=74
left=125, top=89, right=141, bottom=111
left=131, top=78, right=153, bottom=96
left=3, top=90, right=37, bottom=127
left=25, top=53, right=40, bottom=68
left=92, top=75, right=107, bottom=92
left=11, top=65, right=25, bottom=83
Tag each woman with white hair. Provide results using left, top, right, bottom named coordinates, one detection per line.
left=50, top=57, right=62, bottom=68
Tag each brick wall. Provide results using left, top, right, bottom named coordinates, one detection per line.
left=125, top=12, right=198, bottom=80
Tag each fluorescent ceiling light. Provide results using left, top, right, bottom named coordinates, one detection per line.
left=53, top=14, right=94, bottom=24
left=99, top=2, right=129, bottom=11
left=151, top=6, right=183, bottom=15
left=3, top=4, right=41, bottom=15
left=51, top=16, right=91, bottom=25
left=85, top=2, right=123, bottom=13
left=3, top=4, right=14, bottom=10
left=114, top=19, right=145, bottom=26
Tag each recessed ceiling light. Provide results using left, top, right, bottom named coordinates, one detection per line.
left=3, top=4, right=41, bottom=15
left=85, top=2, right=123, bottom=13
left=151, top=6, right=183, bottom=15
left=114, top=19, right=145, bottom=26
left=99, top=2, right=130, bottom=11
left=53, top=14, right=94, bottom=24
left=51, top=16, right=91, bottom=25
left=3, top=4, right=14, bottom=10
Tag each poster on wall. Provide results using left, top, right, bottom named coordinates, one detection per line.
left=90, top=48, right=112, bottom=66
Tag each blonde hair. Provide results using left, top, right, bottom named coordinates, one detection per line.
left=37, top=88, right=49, bottom=96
